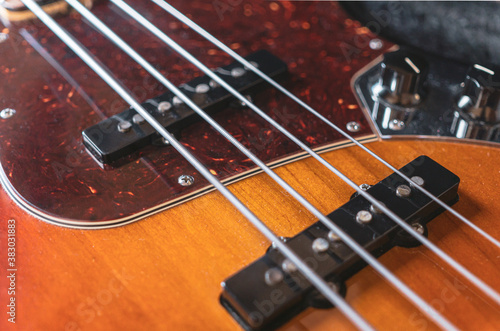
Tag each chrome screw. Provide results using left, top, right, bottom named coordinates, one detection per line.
left=231, top=67, right=246, bottom=78
left=209, top=79, right=220, bottom=88
left=172, top=96, right=183, bottom=106
left=356, top=210, right=373, bottom=224
left=389, top=119, right=405, bottom=131
left=195, top=83, right=210, bottom=94
left=157, top=101, right=172, bottom=114
left=0, top=108, right=16, bottom=119
left=328, top=282, right=339, bottom=292
left=178, top=175, right=195, bottom=186
left=359, top=183, right=371, bottom=191
left=410, top=176, right=425, bottom=187
left=312, top=238, right=330, bottom=253
left=328, top=230, right=341, bottom=242
left=396, top=185, right=412, bottom=198
left=117, top=121, right=132, bottom=133
left=412, top=223, right=425, bottom=235
left=132, top=114, right=145, bottom=124
left=264, top=268, right=284, bottom=286
left=370, top=202, right=385, bottom=214
left=369, top=38, right=383, bottom=50
left=346, top=121, right=361, bottom=133
left=281, top=259, right=297, bottom=273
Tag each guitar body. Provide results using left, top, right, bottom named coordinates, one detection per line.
left=0, top=1, right=499, bottom=330
left=0, top=140, right=499, bottom=331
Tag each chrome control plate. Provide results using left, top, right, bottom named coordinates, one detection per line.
left=353, top=48, right=500, bottom=145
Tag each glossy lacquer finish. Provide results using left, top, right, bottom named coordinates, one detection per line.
left=0, top=0, right=387, bottom=226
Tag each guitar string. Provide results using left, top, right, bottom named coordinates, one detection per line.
left=19, top=0, right=374, bottom=329
left=64, top=0, right=459, bottom=329
left=110, top=0, right=500, bottom=306
left=150, top=0, right=500, bottom=250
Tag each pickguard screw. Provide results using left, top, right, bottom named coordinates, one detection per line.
left=312, top=238, right=330, bottom=253
left=389, top=119, right=405, bottom=131
left=346, top=121, right=361, bottom=132
left=178, top=174, right=195, bottom=186
left=396, top=185, right=412, bottom=198
left=412, top=223, right=425, bottom=235
left=264, top=268, right=284, bottom=286
left=0, top=33, right=9, bottom=44
left=0, top=108, right=16, bottom=119
left=410, top=176, right=425, bottom=187
left=356, top=210, right=373, bottom=224
left=369, top=38, right=383, bottom=50
left=161, top=138, right=170, bottom=145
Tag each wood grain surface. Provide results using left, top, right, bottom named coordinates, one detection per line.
left=1, top=139, right=499, bottom=331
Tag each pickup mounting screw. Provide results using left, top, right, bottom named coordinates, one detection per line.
left=178, top=175, right=195, bottom=186
left=0, top=108, right=16, bottom=119
left=328, top=282, right=339, bottom=292
left=356, top=210, right=372, bottom=224
left=281, top=259, right=297, bottom=273
left=157, top=101, right=172, bottom=114
left=346, top=121, right=361, bottom=132
left=412, top=223, right=425, bottom=235
left=117, top=121, right=132, bottom=133
left=312, top=238, right=330, bottom=253
left=410, top=176, right=425, bottom=187
left=264, top=268, right=283, bottom=286
left=396, top=185, right=412, bottom=198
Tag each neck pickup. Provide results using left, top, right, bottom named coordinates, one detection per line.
left=82, top=50, right=288, bottom=166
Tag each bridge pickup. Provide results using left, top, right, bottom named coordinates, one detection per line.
left=220, top=156, right=460, bottom=330
left=82, top=50, right=287, bottom=164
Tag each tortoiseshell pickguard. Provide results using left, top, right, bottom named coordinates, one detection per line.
left=0, top=1, right=391, bottom=226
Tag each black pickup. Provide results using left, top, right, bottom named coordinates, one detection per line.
left=220, top=156, right=460, bottom=330
left=82, top=50, right=287, bottom=164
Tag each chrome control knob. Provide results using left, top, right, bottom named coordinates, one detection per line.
left=375, top=49, right=427, bottom=107
left=371, top=49, right=428, bottom=131
left=452, top=64, right=500, bottom=140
